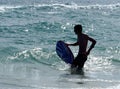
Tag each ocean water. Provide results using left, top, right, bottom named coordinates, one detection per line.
left=0, top=0, right=120, bottom=89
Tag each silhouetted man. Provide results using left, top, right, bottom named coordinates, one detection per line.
left=66, top=24, right=96, bottom=72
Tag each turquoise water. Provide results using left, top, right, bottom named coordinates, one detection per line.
left=0, top=0, right=120, bottom=89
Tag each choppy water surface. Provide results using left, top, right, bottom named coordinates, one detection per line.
left=0, top=0, right=120, bottom=89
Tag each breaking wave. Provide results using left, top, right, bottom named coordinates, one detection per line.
left=0, top=3, right=120, bottom=13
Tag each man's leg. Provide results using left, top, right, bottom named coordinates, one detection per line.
left=71, top=56, right=79, bottom=74
left=78, top=55, right=87, bottom=69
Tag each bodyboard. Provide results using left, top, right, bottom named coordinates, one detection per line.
left=56, top=41, right=74, bottom=64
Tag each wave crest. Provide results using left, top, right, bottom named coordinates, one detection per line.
left=0, top=3, right=120, bottom=13
left=7, top=47, right=58, bottom=65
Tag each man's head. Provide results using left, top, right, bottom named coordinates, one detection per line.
left=74, top=24, right=82, bottom=34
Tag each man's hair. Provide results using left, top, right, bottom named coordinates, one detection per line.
left=74, top=24, right=82, bottom=34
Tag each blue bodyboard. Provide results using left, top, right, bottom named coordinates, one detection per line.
left=56, top=41, right=74, bottom=64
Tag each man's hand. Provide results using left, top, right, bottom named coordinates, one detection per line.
left=86, top=51, right=90, bottom=56
left=65, top=43, right=69, bottom=46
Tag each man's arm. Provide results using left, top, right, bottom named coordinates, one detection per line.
left=66, top=41, right=79, bottom=46
left=87, top=37, right=96, bottom=55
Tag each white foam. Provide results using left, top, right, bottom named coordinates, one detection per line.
left=0, top=5, right=22, bottom=12
left=0, top=7, right=5, bottom=12
left=106, top=84, right=120, bottom=89
left=0, top=3, right=120, bottom=13
left=40, top=84, right=120, bottom=89
left=33, top=3, right=120, bottom=10
left=85, top=55, right=114, bottom=72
